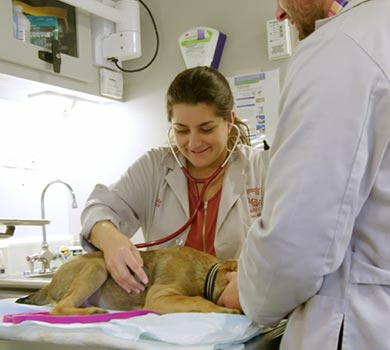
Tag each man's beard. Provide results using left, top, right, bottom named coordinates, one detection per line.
left=285, top=0, right=324, bottom=40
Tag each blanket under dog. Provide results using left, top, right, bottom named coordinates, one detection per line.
left=0, top=299, right=266, bottom=350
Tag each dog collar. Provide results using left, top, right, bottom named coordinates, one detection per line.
left=204, top=262, right=222, bottom=301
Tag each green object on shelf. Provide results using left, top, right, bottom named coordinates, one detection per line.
left=27, top=15, right=59, bottom=49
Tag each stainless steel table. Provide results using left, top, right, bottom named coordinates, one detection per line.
left=0, top=321, right=284, bottom=350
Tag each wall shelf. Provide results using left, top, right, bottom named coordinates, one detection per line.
left=0, top=219, right=50, bottom=239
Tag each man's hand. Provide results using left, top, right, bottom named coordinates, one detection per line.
left=217, top=271, right=242, bottom=312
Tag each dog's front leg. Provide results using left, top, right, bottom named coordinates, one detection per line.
left=144, top=284, right=242, bottom=314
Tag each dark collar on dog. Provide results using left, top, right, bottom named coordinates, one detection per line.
left=204, top=262, right=222, bottom=302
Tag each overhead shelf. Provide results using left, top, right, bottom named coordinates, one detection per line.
left=0, top=219, right=50, bottom=239
left=0, top=219, right=50, bottom=226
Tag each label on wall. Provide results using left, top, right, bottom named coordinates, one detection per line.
left=100, top=68, right=123, bottom=100
left=266, top=19, right=293, bottom=61
left=228, top=69, right=280, bottom=148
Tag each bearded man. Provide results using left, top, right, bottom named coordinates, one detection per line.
left=218, top=1, right=390, bottom=349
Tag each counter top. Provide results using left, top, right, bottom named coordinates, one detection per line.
left=0, top=276, right=50, bottom=289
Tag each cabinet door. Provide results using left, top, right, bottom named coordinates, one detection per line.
left=0, top=0, right=96, bottom=83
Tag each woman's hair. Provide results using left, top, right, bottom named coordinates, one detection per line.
left=166, top=66, right=250, bottom=147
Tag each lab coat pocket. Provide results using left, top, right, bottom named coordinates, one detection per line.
left=347, top=253, right=390, bottom=350
left=281, top=294, right=344, bottom=350
left=349, top=253, right=390, bottom=286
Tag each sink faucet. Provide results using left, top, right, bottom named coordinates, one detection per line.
left=28, top=180, right=78, bottom=274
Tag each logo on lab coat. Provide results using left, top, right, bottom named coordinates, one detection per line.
left=246, top=187, right=263, bottom=217
left=155, top=198, right=162, bottom=208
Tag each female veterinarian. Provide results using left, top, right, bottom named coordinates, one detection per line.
left=79, top=66, right=269, bottom=294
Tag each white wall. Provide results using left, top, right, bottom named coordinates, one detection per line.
left=0, top=0, right=292, bottom=275
left=123, top=0, right=289, bottom=100
left=0, top=98, right=153, bottom=275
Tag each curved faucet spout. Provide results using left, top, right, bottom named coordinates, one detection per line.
left=40, top=179, right=78, bottom=248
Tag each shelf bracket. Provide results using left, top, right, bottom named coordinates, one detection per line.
left=0, top=225, right=15, bottom=239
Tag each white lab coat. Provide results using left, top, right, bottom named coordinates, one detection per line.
left=238, top=0, right=390, bottom=349
left=80, top=145, right=269, bottom=260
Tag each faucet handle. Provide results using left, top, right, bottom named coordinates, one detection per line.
left=26, top=254, right=38, bottom=274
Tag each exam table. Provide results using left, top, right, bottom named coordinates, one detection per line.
left=0, top=327, right=283, bottom=350
left=0, top=277, right=284, bottom=350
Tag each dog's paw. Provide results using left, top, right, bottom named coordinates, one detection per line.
left=51, top=306, right=109, bottom=315
left=87, top=306, right=109, bottom=314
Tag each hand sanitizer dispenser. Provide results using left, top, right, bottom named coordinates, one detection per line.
left=178, top=27, right=226, bottom=69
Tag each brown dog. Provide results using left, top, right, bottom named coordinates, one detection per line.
left=16, top=246, right=241, bottom=315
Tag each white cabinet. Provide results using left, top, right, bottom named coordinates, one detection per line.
left=0, top=0, right=105, bottom=99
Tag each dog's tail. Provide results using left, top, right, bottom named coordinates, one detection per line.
left=15, top=287, right=50, bottom=306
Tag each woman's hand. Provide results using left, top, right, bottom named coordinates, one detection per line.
left=89, top=221, right=149, bottom=293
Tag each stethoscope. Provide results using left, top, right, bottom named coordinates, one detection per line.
left=135, top=123, right=241, bottom=249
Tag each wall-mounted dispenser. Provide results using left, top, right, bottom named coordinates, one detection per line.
left=266, top=19, right=293, bottom=61
left=178, top=27, right=226, bottom=69
left=60, top=0, right=141, bottom=70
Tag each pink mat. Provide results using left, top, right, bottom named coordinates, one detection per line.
left=3, top=309, right=159, bottom=324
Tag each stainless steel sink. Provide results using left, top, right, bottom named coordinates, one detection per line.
left=25, top=272, right=55, bottom=279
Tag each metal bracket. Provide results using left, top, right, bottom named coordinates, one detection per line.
left=38, top=39, right=62, bottom=73
left=0, top=225, right=15, bottom=239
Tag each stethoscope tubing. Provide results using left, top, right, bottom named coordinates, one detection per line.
left=135, top=123, right=240, bottom=249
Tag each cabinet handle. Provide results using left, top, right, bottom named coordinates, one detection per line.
left=38, top=39, right=62, bottom=74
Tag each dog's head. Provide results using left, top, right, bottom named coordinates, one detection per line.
left=212, top=259, right=238, bottom=303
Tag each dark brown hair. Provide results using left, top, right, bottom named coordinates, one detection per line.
left=166, top=66, right=250, bottom=147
